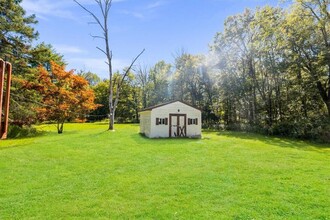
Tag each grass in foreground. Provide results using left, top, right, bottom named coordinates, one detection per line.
left=0, top=123, right=329, bottom=219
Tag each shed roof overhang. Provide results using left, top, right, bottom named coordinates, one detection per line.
left=139, top=100, right=201, bottom=113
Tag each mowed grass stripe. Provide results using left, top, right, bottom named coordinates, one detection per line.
left=0, top=123, right=329, bottom=219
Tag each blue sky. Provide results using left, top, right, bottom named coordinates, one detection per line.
left=21, top=0, right=281, bottom=79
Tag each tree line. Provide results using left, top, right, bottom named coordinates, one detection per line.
left=90, top=0, right=329, bottom=141
left=1, top=0, right=329, bottom=141
left=209, top=0, right=329, bottom=141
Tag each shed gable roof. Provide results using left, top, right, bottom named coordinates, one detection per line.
left=140, top=100, right=201, bottom=112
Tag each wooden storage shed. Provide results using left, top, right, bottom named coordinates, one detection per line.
left=139, top=100, right=201, bottom=138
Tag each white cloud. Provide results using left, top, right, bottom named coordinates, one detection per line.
left=119, top=10, right=145, bottom=19
left=54, top=45, right=86, bottom=54
left=147, top=1, right=167, bottom=10
left=22, top=0, right=75, bottom=20
left=118, top=0, right=168, bottom=20
left=22, top=0, right=164, bottom=21
left=21, top=0, right=125, bottom=20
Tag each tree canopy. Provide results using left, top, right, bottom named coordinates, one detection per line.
left=0, top=0, right=38, bottom=74
left=23, top=61, right=99, bottom=133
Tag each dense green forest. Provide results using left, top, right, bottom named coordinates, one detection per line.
left=1, top=0, right=329, bottom=141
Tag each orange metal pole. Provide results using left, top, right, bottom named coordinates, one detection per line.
left=0, top=59, right=5, bottom=136
left=1, top=62, right=12, bottom=139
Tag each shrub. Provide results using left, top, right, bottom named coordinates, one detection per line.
left=7, top=125, right=38, bottom=139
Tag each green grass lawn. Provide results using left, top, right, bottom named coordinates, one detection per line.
left=0, top=123, right=329, bottom=219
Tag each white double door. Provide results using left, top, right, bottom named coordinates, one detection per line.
left=169, top=114, right=186, bottom=137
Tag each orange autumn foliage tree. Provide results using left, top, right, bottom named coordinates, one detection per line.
left=25, top=61, right=99, bottom=133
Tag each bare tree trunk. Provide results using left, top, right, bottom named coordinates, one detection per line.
left=110, top=49, right=145, bottom=130
left=253, top=86, right=257, bottom=124
left=109, top=87, right=114, bottom=130
left=75, top=0, right=144, bottom=131
left=136, top=65, right=149, bottom=109
left=325, top=101, right=330, bottom=118
left=327, top=65, right=330, bottom=119
left=57, top=121, right=64, bottom=134
left=109, top=111, right=115, bottom=130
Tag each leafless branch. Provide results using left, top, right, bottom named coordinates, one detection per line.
left=88, top=22, right=98, bottom=25
left=113, top=49, right=145, bottom=111
left=96, top=46, right=108, bottom=56
left=74, top=0, right=106, bottom=33
left=120, top=49, right=146, bottom=86
left=90, top=34, right=106, bottom=40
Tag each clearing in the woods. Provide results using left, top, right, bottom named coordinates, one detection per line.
left=0, top=123, right=329, bottom=219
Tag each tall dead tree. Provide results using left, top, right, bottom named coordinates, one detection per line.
left=74, top=0, right=144, bottom=130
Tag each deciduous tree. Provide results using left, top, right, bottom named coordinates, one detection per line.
left=77, top=70, right=101, bottom=86
left=148, top=61, right=171, bottom=106
left=24, top=61, right=99, bottom=133
left=283, top=0, right=330, bottom=117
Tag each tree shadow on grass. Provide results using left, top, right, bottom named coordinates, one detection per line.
left=88, top=122, right=140, bottom=126
left=215, top=131, right=330, bottom=152
left=130, top=132, right=201, bottom=146
left=7, top=128, right=48, bottom=140
left=88, top=121, right=109, bottom=126
left=0, top=129, right=49, bottom=150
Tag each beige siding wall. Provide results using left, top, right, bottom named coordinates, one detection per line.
left=186, top=110, right=202, bottom=138
left=139, top=111, right=151, bottom=137
left=150, top=107, right=170, bottom=138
